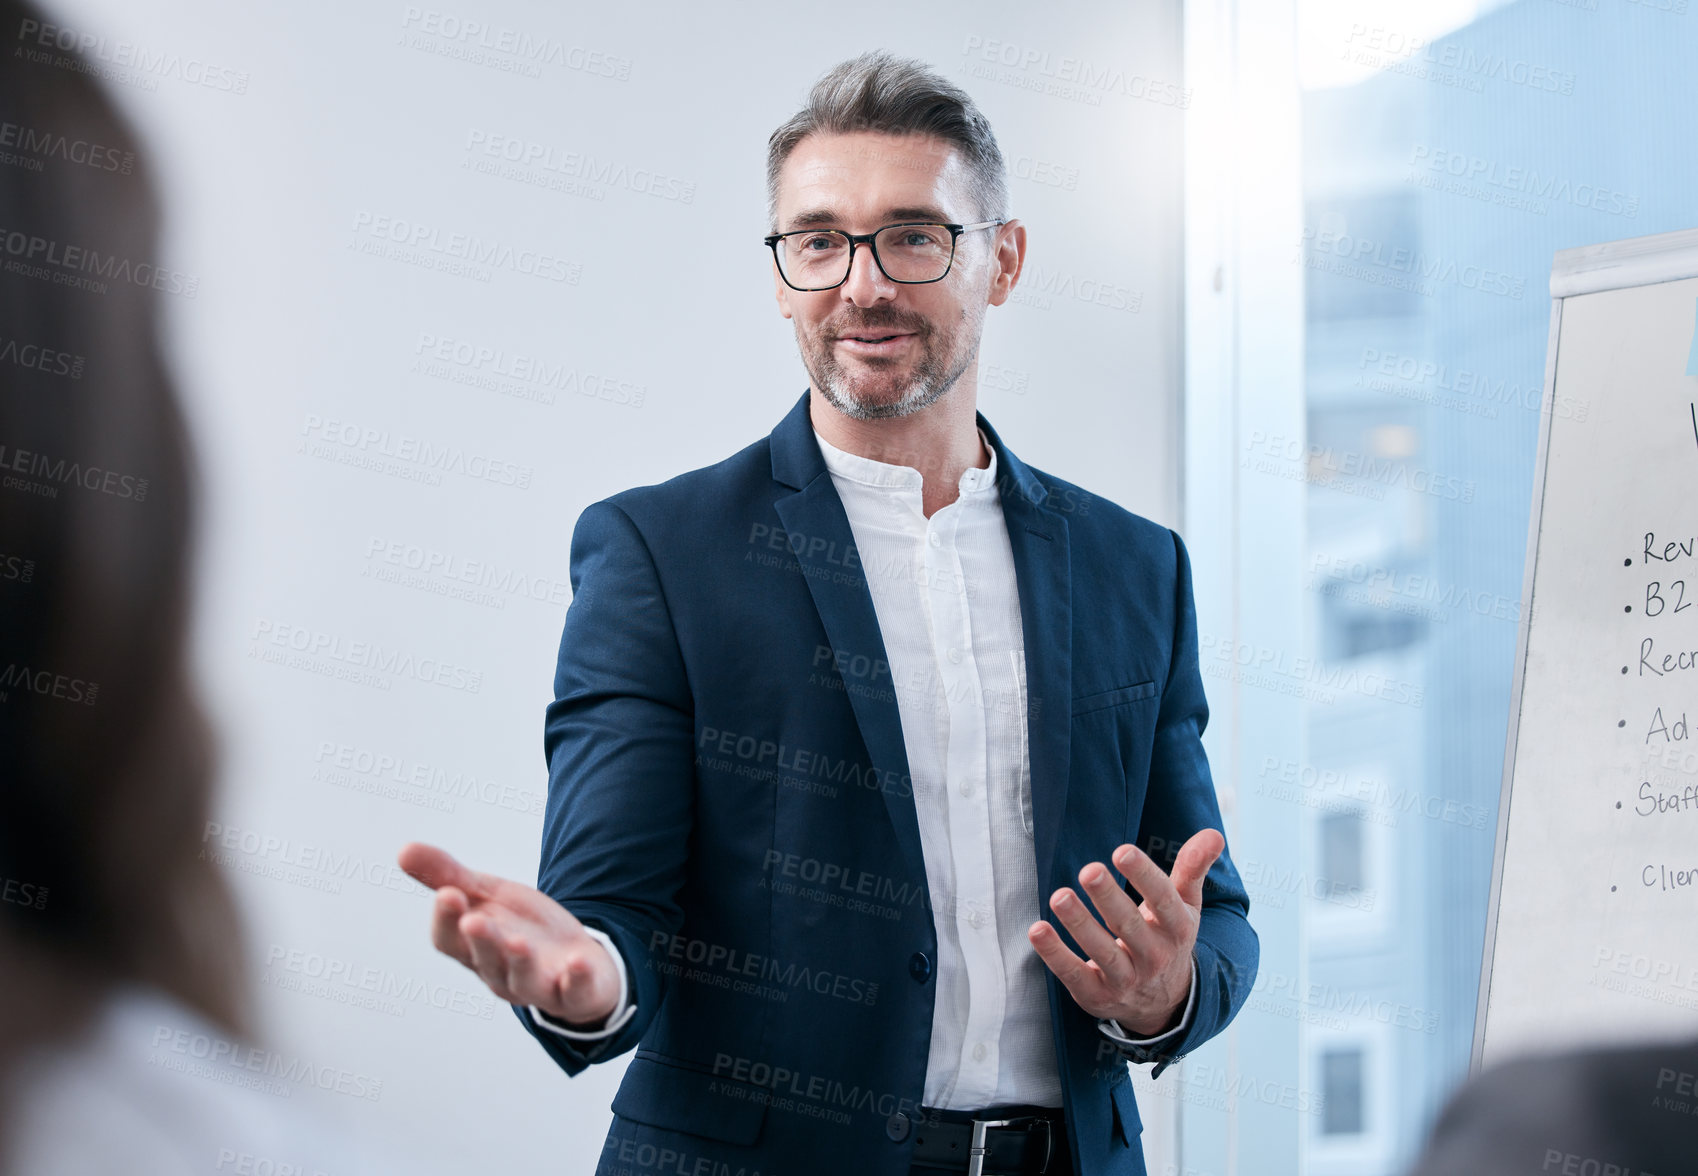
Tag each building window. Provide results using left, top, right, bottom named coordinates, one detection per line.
left=1320, top=1046, right=1366, bottom=1136
left=1318, top=809, right=1366, bottom=903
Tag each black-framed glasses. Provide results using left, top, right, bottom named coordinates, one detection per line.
left=763, top=220, right=1006, bottom=291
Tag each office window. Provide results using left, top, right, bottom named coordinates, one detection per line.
left=1318, top=810, right=1365, bottom=902
left=1189, top=1, right=1698, bottom=1170
left=1320, top=1046, right=1366, bottom=1136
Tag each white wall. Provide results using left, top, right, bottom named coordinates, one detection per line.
left=39, top=0, right=1187, bottom=1168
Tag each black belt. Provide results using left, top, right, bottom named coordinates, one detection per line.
left=908, top=1105, right=1067, bottom=1176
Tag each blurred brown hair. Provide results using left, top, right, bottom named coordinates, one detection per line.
left=0, top=0, right=247, bottom=1148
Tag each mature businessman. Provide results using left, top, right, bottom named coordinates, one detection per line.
left=399, top=50, right=1258, bottom=1176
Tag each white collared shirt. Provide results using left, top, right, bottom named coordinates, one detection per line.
left=530, top=419, right=1195, bottom=1104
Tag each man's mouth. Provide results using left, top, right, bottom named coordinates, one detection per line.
left=835, top=331, right=916, bottom=356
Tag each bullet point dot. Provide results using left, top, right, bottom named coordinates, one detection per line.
left=1611, top=886, right=1618, bottom=892
left=1616, top=801, right=1622, bottom=808
left=1623, top=666, right=1629, bottom=674
left=1626, top=558, right=1633, bottom=567
left=1626, top=605, right=1633, bottom=613
left=1619, top=720, right=1627, bottom=727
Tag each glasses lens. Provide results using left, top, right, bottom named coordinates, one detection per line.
left=874, top=224, right=954, bottom=282
left=778, top=230, right=851, bottom=289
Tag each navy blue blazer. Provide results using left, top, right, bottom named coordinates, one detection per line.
left=515, top=389, right=1257, bottom=1176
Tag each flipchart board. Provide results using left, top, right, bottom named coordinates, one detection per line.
left=1475, top=227, right=1698, bottom=1072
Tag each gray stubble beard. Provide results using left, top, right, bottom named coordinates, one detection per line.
left=801, top=306, right=982, bottom=421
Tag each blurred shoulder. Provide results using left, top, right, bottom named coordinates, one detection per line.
left=1406, top=1039, right=1698, bottom=1176
left=3, top=984, right=406, bottom=1176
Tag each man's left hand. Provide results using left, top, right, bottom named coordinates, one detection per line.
left=1027, top=828, right=1223, bottom=1036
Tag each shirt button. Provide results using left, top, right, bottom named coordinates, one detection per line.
left=929, top=533, right=941, bottom=548
left=946, top=647, right=961, bottom=664
left=886, top=1111, right=911, bottom=1142
left=908, top=951, right=933, bottom=983
left=958, top=780, right=972, bottom=798
left=973, top=1042, right=988, bottom=1063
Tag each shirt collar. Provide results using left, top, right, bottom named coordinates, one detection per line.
left=811, top=424, right=998, bottom=494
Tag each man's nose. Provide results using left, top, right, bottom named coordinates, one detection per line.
left=839, top=240, right=897, bottom=308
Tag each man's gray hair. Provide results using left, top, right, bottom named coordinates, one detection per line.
left=766, top=50, right=1009, bottom=230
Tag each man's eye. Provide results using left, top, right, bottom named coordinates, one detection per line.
left=895, top=230, right=946, bottom=248
left=799, top=235, right=842, bottom=252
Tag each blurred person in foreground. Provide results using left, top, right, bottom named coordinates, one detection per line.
left=1403, top=1035, right=1698, bottom=1176
left=0, top=4, right=392, bottom=1172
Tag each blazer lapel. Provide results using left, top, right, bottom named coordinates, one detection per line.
left=766, top=390, right=1075, bottom=890
left=976, top=412, right=1074, bottom=887
left=769, top=391, right=926, bottom=886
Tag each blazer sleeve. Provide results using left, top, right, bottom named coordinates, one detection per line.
left=511, top=498, right=695, bottom=1077
left=1114, top=527, right=1259, bottom=1078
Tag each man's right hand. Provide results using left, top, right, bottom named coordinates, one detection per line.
left=396, top=842, right=621, bottom=1028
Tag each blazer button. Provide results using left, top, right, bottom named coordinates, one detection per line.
left=886, top=1110, right=911, bottom=1141
left=908, top=951, right=932, bottom=983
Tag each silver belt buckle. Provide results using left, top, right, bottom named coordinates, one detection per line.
left=967, top=1116, right=1056, bottom=1176
left=967, top=1117, right=1013, bottom=1176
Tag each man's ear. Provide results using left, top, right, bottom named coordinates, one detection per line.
left=986, top=219, right=1027, bottom=308
left=773, top=265, right=794, bottom=320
